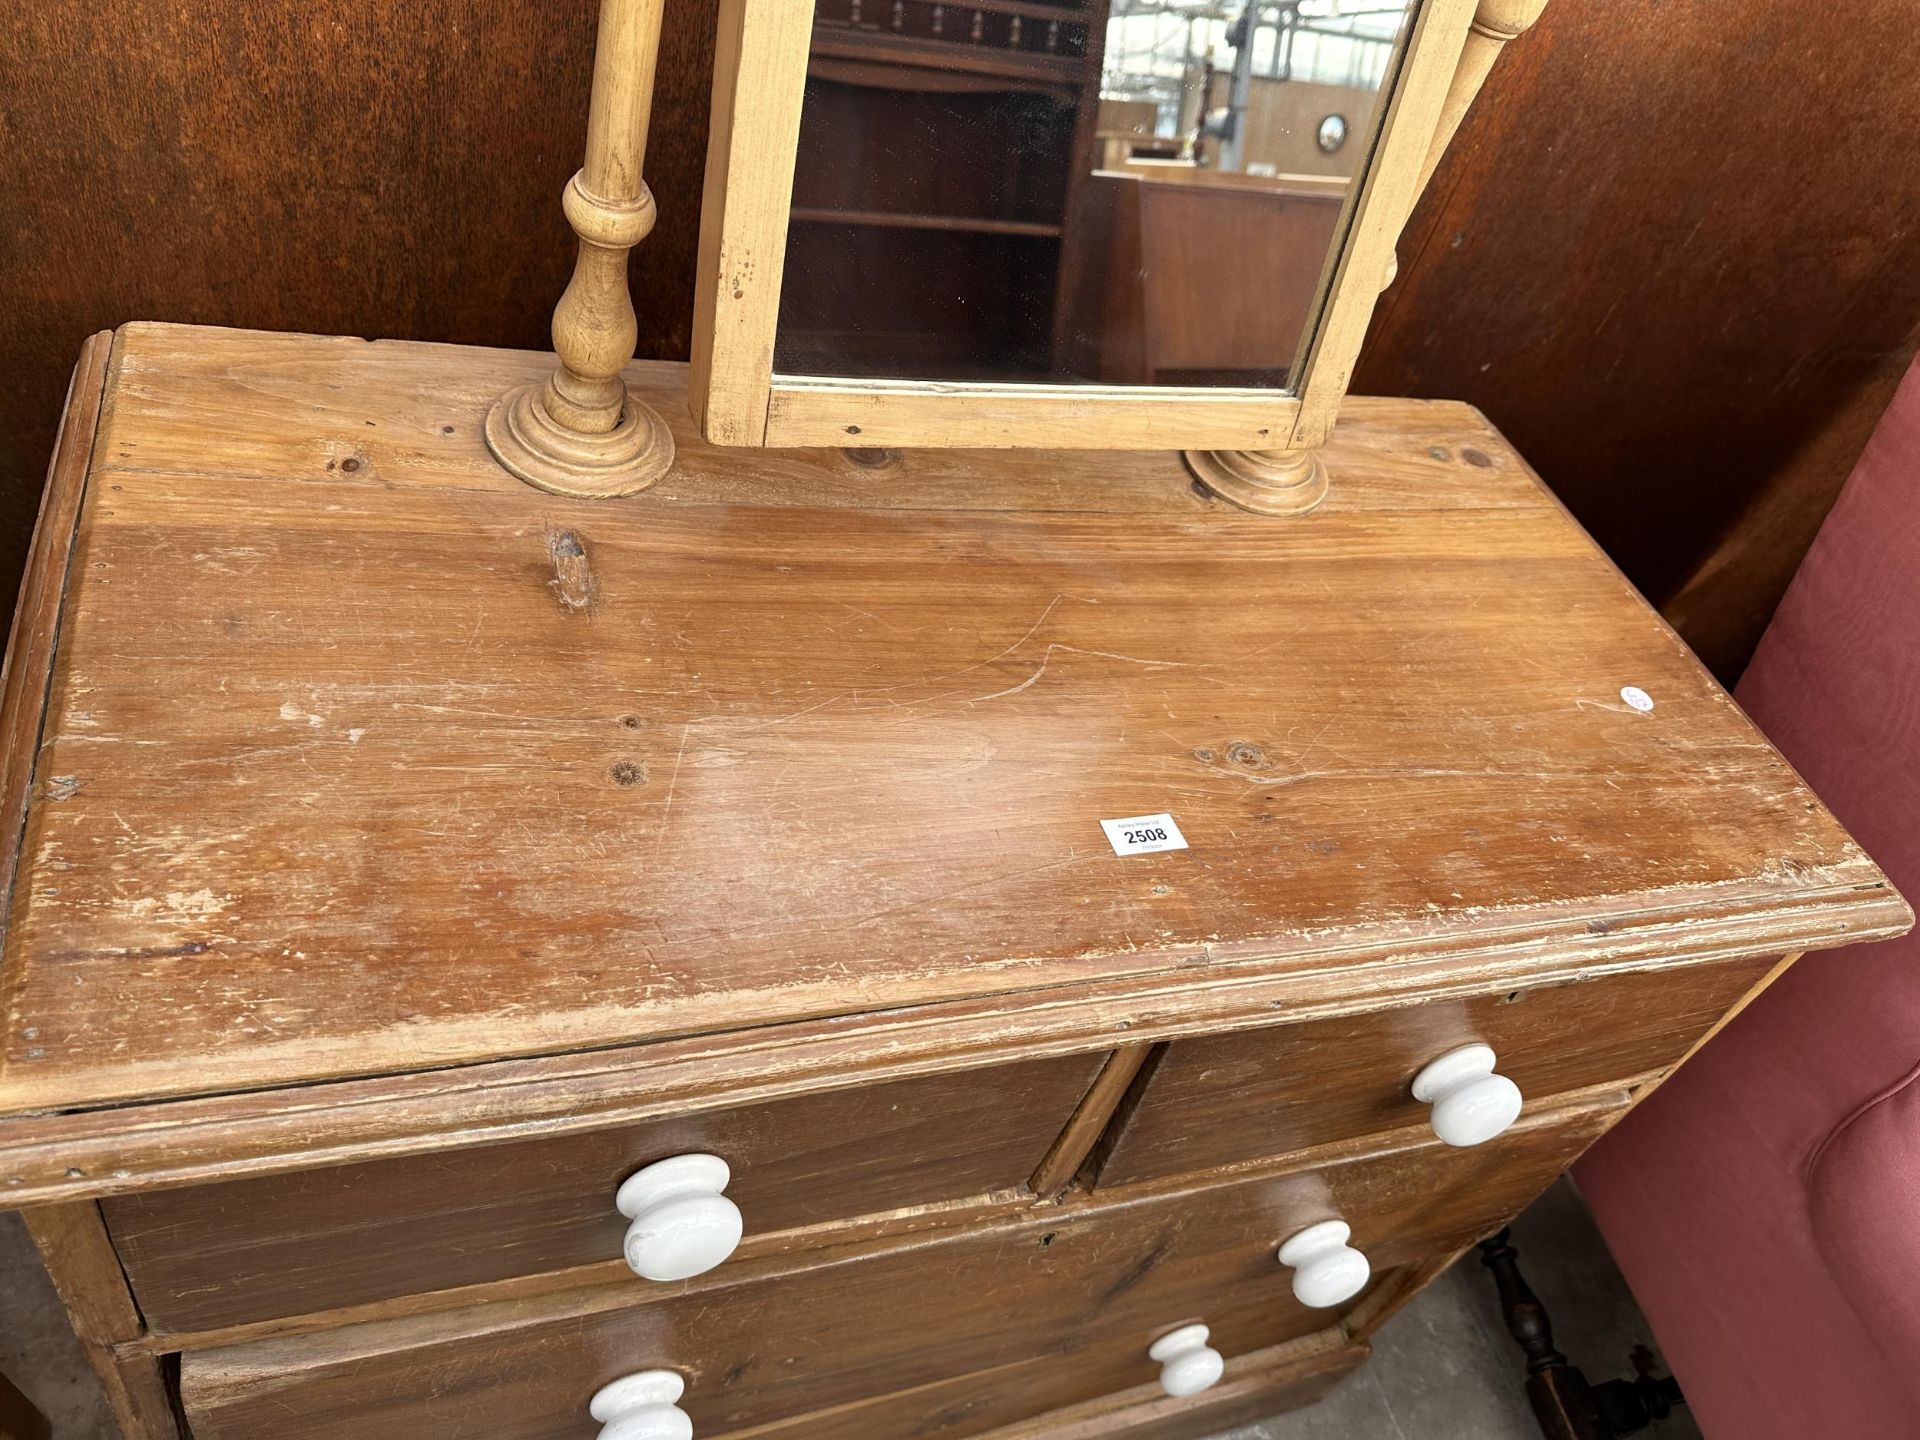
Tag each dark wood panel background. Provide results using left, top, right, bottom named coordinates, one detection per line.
left=3, top=0, right=1918, bottom=679
left=1357, top=0, right=1920, bottom=677
left=0, top=0, right=718, bottom=611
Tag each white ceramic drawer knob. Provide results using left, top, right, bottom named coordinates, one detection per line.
left=615, top=1154, right=743, bottom=1282
left=590, top=1370, right=693, bottom=1440
left=1411, top=1043, right=1524, bottom=1147
left=1278, top=1220, right=1371, bottom=1308
left=1148, top=1323, right=1225, bottom=1398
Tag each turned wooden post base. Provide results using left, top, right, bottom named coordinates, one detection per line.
left=485, top=379, right=675, bottom=500
left=1183, top=447, right=1330, bottom=516
left=487, top=0, right=676, bottom=500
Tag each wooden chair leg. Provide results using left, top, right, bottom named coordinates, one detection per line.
left=1476, top=1228, right=1685, bottom=1440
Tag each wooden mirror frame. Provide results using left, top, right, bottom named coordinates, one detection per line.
left=689, top=0, right=1534, bottom=467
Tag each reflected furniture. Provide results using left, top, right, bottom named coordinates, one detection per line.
left=1058, top=169, right=1345, bottom=385
left=777, top=0, right=1110, bottom=380
left=1577, top=356, right=1920, bottom=1440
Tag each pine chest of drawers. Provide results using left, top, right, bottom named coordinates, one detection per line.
left=1, top=325, right=1907, bottom=1440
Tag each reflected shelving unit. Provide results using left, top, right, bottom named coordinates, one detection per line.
left=776, top=0, right=1110, bottom=380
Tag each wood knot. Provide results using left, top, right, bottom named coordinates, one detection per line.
left=548, top=529, right=596, bottom=613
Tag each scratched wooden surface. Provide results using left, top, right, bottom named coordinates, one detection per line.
left=0, top=324, right=1903, bottom=1117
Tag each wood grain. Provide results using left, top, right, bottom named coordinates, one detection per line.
left=8, top=0, right=1916, bottom=681
left=19, top=1204, right=178, bottom=1440
left=1068, top=176, right=1343, bottom=384
left=77, top=1350, right=178, bottom=1440
left=1287, top=0, right=1475, bottom=450
left=1029, top=1043, right=1151, bottom=1198
left=0, top=0, right=718, bottom=621
left=1408, top=0, right=1548, bottom=203
left=965, top=1331, right=1366, bottom=1440
left=1359, top=0, right=1920, bottom=677
left=549, top=0, right=673, bottom=436
left=177, top=1102, right=1614, bottom=1439
left=0, top=324, right=1903, bottom=1139
left=103, top=1083, right=1624, bottom=1360
left=690, top=0, right=822, bottom=443
left=20, top=1202, right=144, bottom=1344
left=102, top=1052, right=1102, bottom=1334
left=595, top=1329, right=1361, bottom=1440
left=1, top=884, right=1878, bottom=1213
left=482, top=0, right=681, bottom=499
left=1098, top=954, right=1776, bottom=1186
left=761, top=378, right=1307, bottom=451
left=0, top=333, right=111, bottom=956
left=87, top=326, right=1493, bottom=513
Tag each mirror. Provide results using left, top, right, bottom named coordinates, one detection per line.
left=774, top=0, right=1418, bottom=391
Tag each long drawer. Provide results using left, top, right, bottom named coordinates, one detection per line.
left=719, top=1331, right=1369, bottom=1440
left=1097, top=957, right=1770, bottom=1187
left=178, top=1098, right=1623, bottom=1440
left=105, top=1052, right=1106, bottom=1334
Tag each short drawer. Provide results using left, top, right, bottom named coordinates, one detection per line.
left=1097, top=956, right=1773, bottom=1187
left=179, top=1098, right=1621, bottom=1440
left=104, top=1052, right=1106, bottom=1334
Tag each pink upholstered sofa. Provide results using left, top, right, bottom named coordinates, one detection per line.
left=1577, top=356, right=1920, bottom=1438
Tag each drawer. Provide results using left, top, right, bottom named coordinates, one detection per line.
left=704, top=1330, right=1368, bottom=1440
left=105, top=1052, right=1105, bottom=1334
left=1098, top=956, right=1771, bottom=1188
left=179, top=1098, right=1621, bottom=1440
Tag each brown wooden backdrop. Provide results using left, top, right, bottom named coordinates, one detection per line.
left=4, top=0, right=1918, bottom=680
left=1358, top=0, right=1920, bottom=677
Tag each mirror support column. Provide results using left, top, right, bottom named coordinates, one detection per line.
left=1183, top=448, right=1329, bottom=518
left=487, top=0, right=677, bottom=498
left=1186, top=0, right=1547, bottom=517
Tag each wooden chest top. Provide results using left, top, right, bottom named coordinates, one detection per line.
left=0, top=324, right=1905, bottom=1121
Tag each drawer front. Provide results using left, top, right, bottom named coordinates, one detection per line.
left=1098, top=957, right=1771, bottom=1188
left=707, top=1331, right=1368, bottom=1440
left=106, top=1052, right=1105, bottom=1334
left=180, top=1099, right=1620, bottom=1440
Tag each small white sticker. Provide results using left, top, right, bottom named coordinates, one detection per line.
left=1101, top=812, right=1188, bottom=856
left=1620, top=686, right=1654, bottom=712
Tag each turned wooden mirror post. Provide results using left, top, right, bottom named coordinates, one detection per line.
left=693, top=0, right=1550, bottom=514
left=1183, top=0, right=1548, bottom=516
left=486, top=0, right=677, bottom=497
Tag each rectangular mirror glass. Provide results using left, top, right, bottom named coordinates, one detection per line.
left=774, top=0, right=1417, bottom=390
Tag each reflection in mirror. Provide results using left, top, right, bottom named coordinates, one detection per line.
left=775, top=0, right=1417, bottom=390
